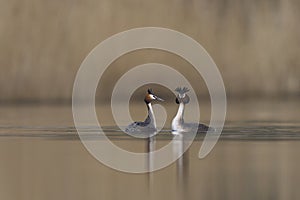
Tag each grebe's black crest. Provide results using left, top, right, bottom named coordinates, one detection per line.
left=148, top=88, right=153, bottom=94
left=175, top=87, right=189, bottom=95
left=175, top=87, right=190, bottom=104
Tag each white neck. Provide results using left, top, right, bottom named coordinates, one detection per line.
left=147, top=103, right=156, bottom=128
left=172, top=103, right=185, bottom=130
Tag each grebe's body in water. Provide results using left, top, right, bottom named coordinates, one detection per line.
left=125, top=89, right=164, bottom=134
left=172, top=87, right=213, bottom=133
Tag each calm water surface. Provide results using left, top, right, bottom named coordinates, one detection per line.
left=0, top=99, right=300, bottom=200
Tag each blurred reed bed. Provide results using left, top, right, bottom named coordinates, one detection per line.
left=0, top=0, right=299, bottom=103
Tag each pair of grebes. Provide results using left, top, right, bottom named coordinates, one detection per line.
left=125, top=87, right=214, bottom=134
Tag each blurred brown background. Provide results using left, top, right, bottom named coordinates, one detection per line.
left=1, top=0, right=300, bottom=103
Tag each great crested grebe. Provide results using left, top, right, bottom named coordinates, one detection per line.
left=125, top=89, right=164, bottom=134
left=171, top=87, right=212, bottom=133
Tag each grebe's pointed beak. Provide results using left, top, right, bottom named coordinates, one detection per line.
left=153, top=95, right=164, bottom=102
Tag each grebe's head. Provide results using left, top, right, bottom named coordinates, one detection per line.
left=175, top=87, right=190, bottom=104
left=144, top=88, right=164, bottom=104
